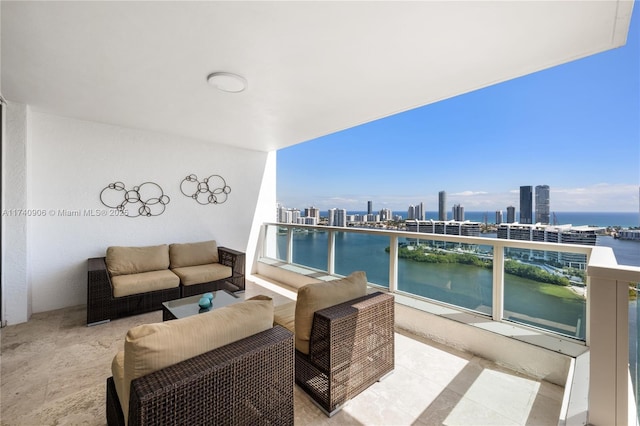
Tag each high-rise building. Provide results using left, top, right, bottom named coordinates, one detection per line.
left=301, top=216, right=318, bottom=225
left=280, top=208, right=291, bottom=223
left=496, top=210, right=503, bottom=224
left=452, top=204, right=464, bottom=221
left=438, top=191, right=447, bottom=221
left=277, top=204, right=300, bottom=224
left=507, top=206, right=516, bottom=223
left=418, top=202, right=425, bottom=220
left=367, top=201, right=373, bottom=215
left=406, top=219, right=481, bottom=237
left=519, top=186, right=533, bottom=224
left=328, top=208, right=347, bottom=227
left=379, top=208, right=393, bottom=221
left=408, top=203, right=424, bottom=220
left=407, top=205, right=416, bottom=220
left=535, top=185, right=550, bottom=224
left=304, top=206, right=320, bottom=222
left=496, top=223, right=599, bottom=269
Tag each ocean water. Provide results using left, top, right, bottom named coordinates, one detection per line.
left=348, top=210, right=640, bottom=228
left=598, top=236, right=640, bottom=267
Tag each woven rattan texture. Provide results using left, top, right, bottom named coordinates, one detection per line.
left=295, top=292, right=394, bottom=415
left=87, top=246, right=245, bottom=324
left=107, top=326, right=294, bottom=426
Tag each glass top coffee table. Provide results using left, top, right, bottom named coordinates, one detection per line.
left=162, top=290, right=241, bottom=321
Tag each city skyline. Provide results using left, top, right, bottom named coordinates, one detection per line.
left=276, top=6, right=639, bottom=213
left=276, top=184, right=639, bottom=216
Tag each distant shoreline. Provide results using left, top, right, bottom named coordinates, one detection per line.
left=341, top=210, right=640, bottom=228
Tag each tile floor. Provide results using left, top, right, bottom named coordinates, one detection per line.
left=0, top=281, right=563, bottom=425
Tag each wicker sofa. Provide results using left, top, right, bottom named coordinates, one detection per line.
left=87, top=240, right=245, bottom=325
left=273, top=271, right=395, bottom=416
left=107, top=296, right=294, bottom=426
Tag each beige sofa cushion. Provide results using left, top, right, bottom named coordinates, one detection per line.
left=273, top=301, right=296, bottom=334
left=106, top=244, right=170, bottom=277
left=116, top=296, right=273, bottom=423
left=169, top=240, right=219, bottom=268
left=171, top=263, right=232, bottom=286
left=294, top=271, right=367, bottom=354
left=111, top=270, right=180, bottom=298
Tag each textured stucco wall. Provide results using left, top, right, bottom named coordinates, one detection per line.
left=5, top=111, right=270, bottom=322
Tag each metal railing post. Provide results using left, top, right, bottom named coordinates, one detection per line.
left=492, top=243, right=504, bottom=322
left=389, top=235, right=398, bottom=292
left=328, top=230, right=335, bottom=275
left=286, top=227, right=293, bottom=264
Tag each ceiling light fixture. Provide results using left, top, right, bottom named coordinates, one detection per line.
left=206, top=72, right=247, bottom=93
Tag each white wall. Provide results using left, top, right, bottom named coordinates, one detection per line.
left=4, top=110, right=270, bottom=321
left=2, top=102, right=30, bottom=324
left=247, top=150, right=277, bottom=274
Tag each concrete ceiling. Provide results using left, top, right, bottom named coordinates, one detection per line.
left=1, top=1, right=634, bottom=152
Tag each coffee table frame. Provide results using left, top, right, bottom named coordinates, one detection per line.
left=162, top=289, right=241, bottom=321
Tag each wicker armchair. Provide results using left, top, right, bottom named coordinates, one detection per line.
left=294, top=292, right=395, bottom=416
left=106, top=326, right=294, bottom=426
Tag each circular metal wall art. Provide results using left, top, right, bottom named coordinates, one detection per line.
left=180, top=174, right=231, bottom=205
left=100, top=181, right=170, bottom=217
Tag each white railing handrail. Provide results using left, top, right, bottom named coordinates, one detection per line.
left=588, top=245, right=640, bottom=282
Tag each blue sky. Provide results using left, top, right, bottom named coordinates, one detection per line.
left=277, top=7, right=640, bottom=213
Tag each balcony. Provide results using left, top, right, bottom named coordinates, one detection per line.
left=0, top=278, right=567, bottom=425
left=256, top=222, right=640, bottom=425
left=1, top=223, right=637, bottom=425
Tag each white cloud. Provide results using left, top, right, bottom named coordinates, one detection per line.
left=551, top=183, right=639, bottom=211
left=451, top=191, right=489, bottom=197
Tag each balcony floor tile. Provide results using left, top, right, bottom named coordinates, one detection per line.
left=0, top=280, right=564, bottom=425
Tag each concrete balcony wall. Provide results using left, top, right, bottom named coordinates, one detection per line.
left=394, top=303, right=572, bottom=386
left=256, top=260, right=323, bottom=291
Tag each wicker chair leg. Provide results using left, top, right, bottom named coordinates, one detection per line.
left=106, top=377, right=125, bottom=426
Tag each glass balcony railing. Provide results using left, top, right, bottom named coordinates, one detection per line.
left=266, top=223, right=591, bottom=340
left=396, top=238, right=493, bottom=316
left=503, top=250, right=586, bottom=340
left=334, top=231, right=390, bottom=288
left=279, top=227, right=328, bottom=271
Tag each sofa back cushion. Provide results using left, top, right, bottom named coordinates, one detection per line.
left=294, top=271, right=367, bottom=354
left=169, top=240, right=219, bottom=268
left=120, top=296, right=273, bottom=423
left=106, top=244, right=169, bottom=277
